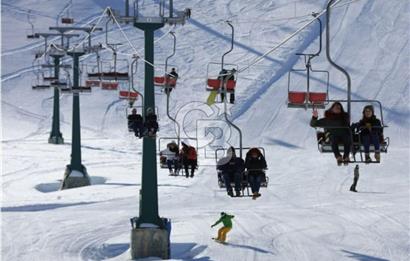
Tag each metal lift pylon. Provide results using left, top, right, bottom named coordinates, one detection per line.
left=115, top=0, right=191, bottom=259
left=48, top=46, right=66, bottom=144
left=61, top=49, right=91, bottom=190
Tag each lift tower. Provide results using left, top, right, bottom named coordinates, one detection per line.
left=116, top=1, right=190, bottom=259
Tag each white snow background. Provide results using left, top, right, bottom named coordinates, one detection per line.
left=1, top=0, right=409, bottom=260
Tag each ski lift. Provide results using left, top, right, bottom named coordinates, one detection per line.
left=206, top=62, right=238, bottom=93
left=101, top=81, right=119, bottom=90
left=214, top=147, right=268, bottom=195
left=154, top=32, right=179, bottom=90
left=61, top=18, right=74, bottom=24
left=60, top=0, right=74, bottom=24
left=310, top=1, right=389, bottom=164
left=206, top=22, right=238, bottom=104
left=313, top=100, right=389, bottom=163
left=26, top=12, right=40, bottom=39
left=119, top=90, right=139, bottom=99
left=158, top=137, right=199, bottom=173
left=287, top=14, right=329, bottom=109
left=32, top=73, right=50, bottom=89
left=85, top=80, right=101, bottom=87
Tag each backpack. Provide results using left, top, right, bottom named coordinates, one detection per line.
left=187, top=146, right=197, bottom=160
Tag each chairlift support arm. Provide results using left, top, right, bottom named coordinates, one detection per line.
left=326, top=0, right=352, bottom=119
left=164, top=32, right=180, bottom=146
left=220, top=21, right=243, bottom=158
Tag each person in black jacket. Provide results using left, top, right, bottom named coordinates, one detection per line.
left=127, top=108, right=143, bottom=138
left=217, top=147, right=245, bottom=197
left=353, top=105, right=382, bottom=163
left=144, top=108, right=158, bottom=137
left=310, top=102, right=351, bottom=165
left=245, top=148, right=267, bottom=200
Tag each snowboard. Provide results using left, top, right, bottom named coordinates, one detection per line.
left=207, top=90, right=218, bottom=105
left=212, top=238, right=227, bottom=244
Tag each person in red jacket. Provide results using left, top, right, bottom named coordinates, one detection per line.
left=180, top=142, right=197, bottom=178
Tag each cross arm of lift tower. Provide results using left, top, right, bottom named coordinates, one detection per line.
left=49, top=26, right=103, bottom=49
left=35, top=33, right=80, bottom=53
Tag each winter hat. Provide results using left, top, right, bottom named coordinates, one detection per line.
left=220, top=212, right=226, bottom=216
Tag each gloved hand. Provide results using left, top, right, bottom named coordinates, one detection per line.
left=365, top=123, right=372, bottom=130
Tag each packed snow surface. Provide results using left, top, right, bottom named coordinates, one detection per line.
left=1, top=0, right=409, bottom=260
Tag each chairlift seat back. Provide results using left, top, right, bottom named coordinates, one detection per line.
left=32, top=84, right=50, bottom=89
left=85, top=80, right=101, bottom=87
left=101, top=72, right=129, bottom=81
left=207, top=79, right=236, bottom=91
left=101, top=82, right=119, bottom=90
left=119, top=91, right=138, bottom=99
left=61, top=18, right=74, bottom=24
left=154, top=76, right=177, bottom=87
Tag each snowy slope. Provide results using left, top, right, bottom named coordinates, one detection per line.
left=2, top=0, right=410, bottom=260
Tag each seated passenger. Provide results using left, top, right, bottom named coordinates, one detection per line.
left=160, top=141, right=180, bottom=175
left=180, top=142, right=197, bottom=178
left=217, top=147, right=245, bottom=197
left=353, top=105, right=382, bottom=163
left=144, top=108, right=159, bottom=137
left=245, top=148, right=267, bottom=200
left=310, top=102, right=351, bottom=166
left=127, top=108, right=143, bottom=138
left=165, top=68, right=178, bottom=94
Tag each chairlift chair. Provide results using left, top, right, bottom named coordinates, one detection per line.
left=206, top=62, right=238, bottom=94
left=287, top=55, right=330, bottom=109
left=61, top=17, right=74, bottom=24
left=158, top=137, right=199, bottom=175
left=314, top=100, right=389, bottom=163
left=119, top=90, right=139, bottom=99
left=214, top=147, right=268, bottom=194
left=287, top=14, right=329, bottom=109
left=32, top=74, right=50, bottom=89
left=26, top=12, right=39, bottom=39
left=154, top=64, right=179, bottom=89
left=126, top=105, right=159, bottom=132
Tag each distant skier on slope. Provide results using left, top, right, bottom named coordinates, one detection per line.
left=211, top=212, right=235, bottom=243
left=350, top=165, right=360, bottom=192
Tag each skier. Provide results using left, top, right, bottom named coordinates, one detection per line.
left=127, top=108, right=143, bottom=138
left=350, top=165, right=359, bottom=192
left=180, top=142, right=197, bottom=178
left=144, top=108, right=159, bottom=137
left=217, top=147, right=244, bottom=197
left=211, top=212, right=235, bottom=243
left=352, top=105, right=382, bottom=163
left=160, top=141, right=180, bottom=175
left=245, top=148, right=267, bottom=200
left=311, top=102, right=351, bottom=166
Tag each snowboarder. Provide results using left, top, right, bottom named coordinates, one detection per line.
left=350, top=165, right=360, bottom=192
left=180, top=142, right=197, bottom=178
left=352, top=105, right=382, bottom=163
left=311, top=102, right=351, bottom=166
left=245, top=148, right=267, bottom=199
left=211, top=212, right=235, bottom=243
left=127, top=108, right=143, bottom=138
left=217, top=147, right=244, bottom=197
